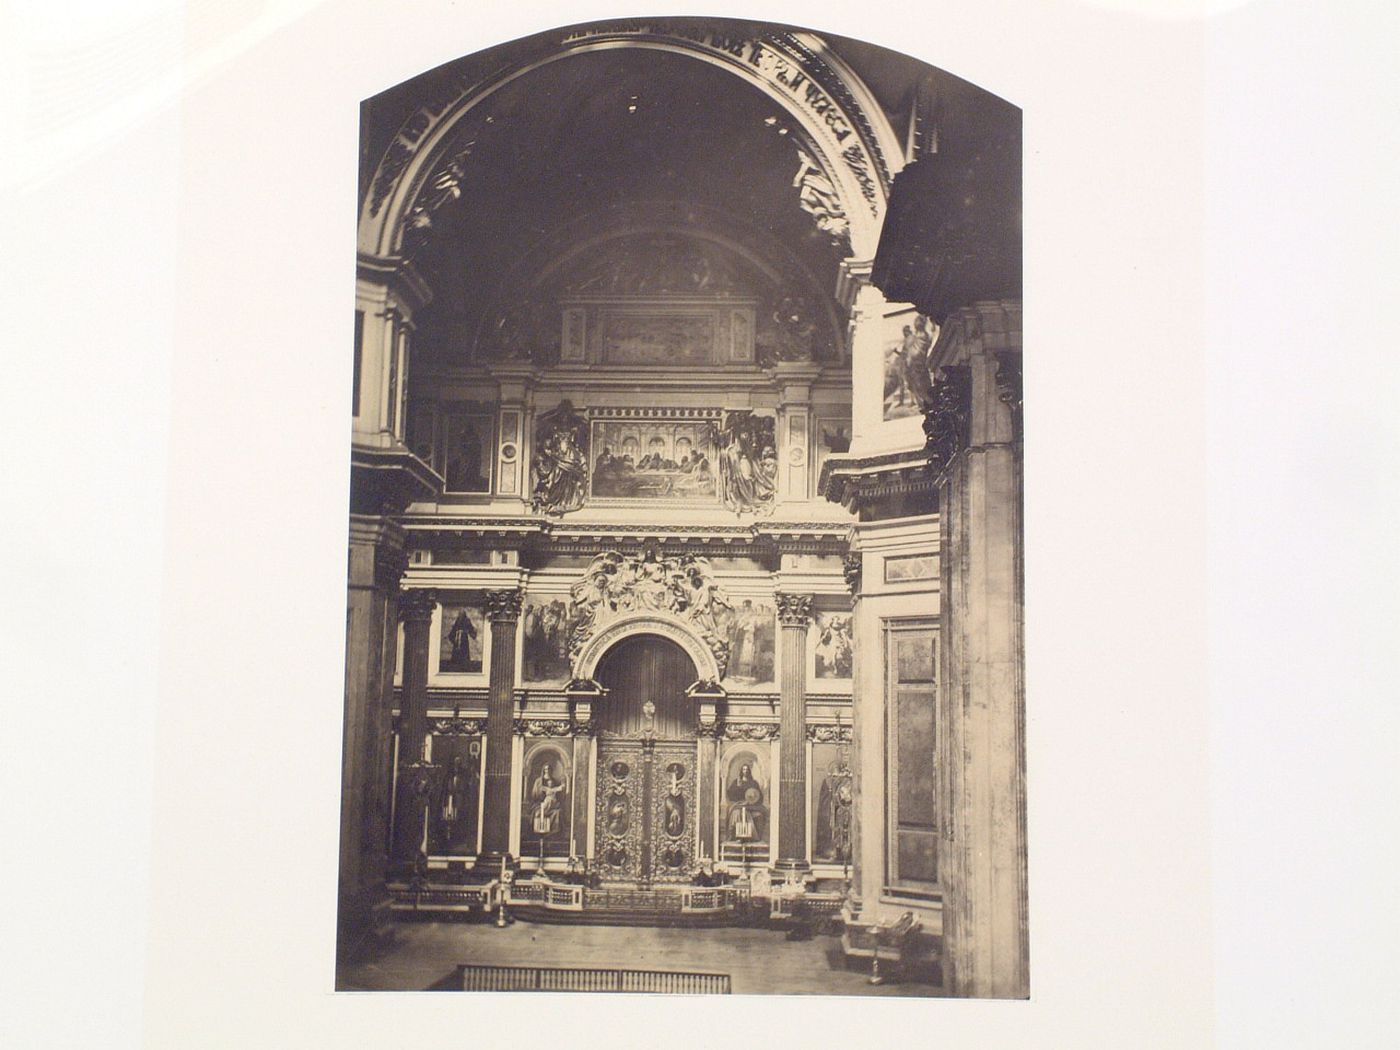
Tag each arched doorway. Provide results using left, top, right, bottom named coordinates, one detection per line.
left=592, top=635, right=699, bottom=885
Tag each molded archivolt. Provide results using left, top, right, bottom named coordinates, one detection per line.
left=574, top=610, right=722, bottom=684
left=359, top=20, right=904, bottom=261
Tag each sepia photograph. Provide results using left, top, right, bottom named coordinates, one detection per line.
left=339, top=14, right=1023, bottom=997
left=11, top=1, right=1397, bottom=1047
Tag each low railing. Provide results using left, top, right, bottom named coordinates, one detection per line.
left=388, top=881, right=501, bottom=913
left=459, top=965, right=730, bottom=994
left=679, top=885, right=749, bottom=913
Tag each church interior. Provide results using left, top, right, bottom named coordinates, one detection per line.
left=340, top=16, right=1023, bottom=998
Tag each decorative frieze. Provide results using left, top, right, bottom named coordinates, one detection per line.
left=807, top=724, right=853, bottom=744
left=721, top=722, right=780, bottom=741
left=431, top=717, right=486, bottom=736
left=512, top=718, right=574, bottom=738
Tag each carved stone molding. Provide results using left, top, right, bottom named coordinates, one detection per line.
left=774, top=592, right=814, bottom=628
left=792, top=148, right=850, bottom=241
left=399, top=588, right=438, bottom=623
left=431, top=717, right=486, bottom=736
left=571, top=717, right=598, bottom=738
left=922, top=364, right=972, bottom=471
left=807, top=724, right=852, bottom=743
left=842, top=552, right=863, bottom=596
left=696, top=720, right=723, bottom=739
left=374, top=544, right=409, bottom=592
left=721, top=722, right=780, bottom=741
left=995, top=350, right=1023, bottom=440
left=484, top=588, right=523, bottom=623
left=512, top=718, right=574, bottom=738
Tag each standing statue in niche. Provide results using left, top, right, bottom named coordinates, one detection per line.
left=530, top=401, right=589, bottom=514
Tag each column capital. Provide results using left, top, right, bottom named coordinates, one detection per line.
left=774, top=592, right=814, bottom=628
left=399, top=588, right=437, bottom=623
left=484, top=588, right=523, bottom=623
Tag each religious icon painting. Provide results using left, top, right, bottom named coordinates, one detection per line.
left=437, top=600, right=485, bottom=674
left=521, top=596, right=582, bottom=684
left=811, top=741, right=854, bottom=865
left=438, top=407, right=494, bottom=493
left=428, top=734, right=482, bottom=856
left=722, top=599, right=776, bottom=687
left=521, top=744, right=572, bottom=857
left=813, top=611, right=854, bottom=679
left=721, top=747, right=769, bottom=848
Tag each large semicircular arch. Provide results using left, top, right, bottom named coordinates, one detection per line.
left=360, top=28, right=904, bottom=262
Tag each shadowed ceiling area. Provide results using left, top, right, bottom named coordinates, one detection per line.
left=371, top=45, right=859, bottom=364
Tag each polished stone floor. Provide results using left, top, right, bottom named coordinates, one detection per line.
left=338, top=920, right=941, bottom=997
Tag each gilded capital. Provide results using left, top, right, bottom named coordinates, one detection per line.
left=774, top=592, right=814, bottom=628
left=484, top=588, right=524, bottom=623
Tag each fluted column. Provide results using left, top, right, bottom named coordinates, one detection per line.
left=774, top=592, right=814, bottom=871
left=477, top=588, right=523, bottom=867
left=398, top=589, right=436, bottom=764
left=391, top=588, right=436, bottom=861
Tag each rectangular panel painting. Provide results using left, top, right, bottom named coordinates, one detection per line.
left=590, top=420, right=718, bottom=501
left=811, top=740, right=854, bottom=866
left=521, top=597, right=583, bottom=683
left=438, top=599, right=485, bottom=674
left=428, top=734, right=482, bottom=856
left=814, top=611, right=853, bottom=679
left=723, top=599, right=776, bottom=688
left=601, top=312, right=714, bottom=365
left=438, top=409, right=494, bottom=493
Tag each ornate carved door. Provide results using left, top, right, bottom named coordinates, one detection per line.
left=592, top=635, right=699, bottom=884
left=594, top=741, right=697, bottom=883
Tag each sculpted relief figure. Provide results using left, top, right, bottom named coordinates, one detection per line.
left=530, top=400, right=589, bottom=514
left=716, top=411, right=778, bottom=515
left=564, top=549, right=733, bottom=677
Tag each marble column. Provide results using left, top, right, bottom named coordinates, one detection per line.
left=774, top=592, right=814, bottom=871
left=477, top=588, right=522, bottom=868
left=391, top=588, right=436, bottom=861
left=930, top=303, right=1027, bottom=998
left=338, top=516, right=405, bottom=954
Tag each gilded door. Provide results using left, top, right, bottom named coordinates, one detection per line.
left=594, top=740, right=697, bottom=883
